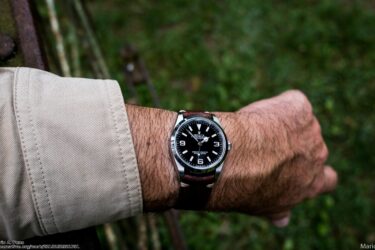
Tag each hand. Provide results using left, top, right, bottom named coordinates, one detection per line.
left=198, top=136, right=209, bottom=146
left=126, top=90, right=337, bottom=218
left=208, top=90, right=338, bottom=227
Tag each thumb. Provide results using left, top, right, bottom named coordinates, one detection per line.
left=268, top=210, right=291, bottom=228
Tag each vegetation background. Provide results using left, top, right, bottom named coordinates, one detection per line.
left=38, top=0, right=375, bottom=249
left=87, top=0, right=375, bottom=249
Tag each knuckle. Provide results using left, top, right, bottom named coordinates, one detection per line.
left=314, top=175, right=325, bottom=191
left=290, top=90, right=313, bottom=115
left=289, top=89, right=307, bottom=101
left=316, top=143, right=329, bottom=164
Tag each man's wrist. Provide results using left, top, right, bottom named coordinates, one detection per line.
left=207, top=112, right=243, bottom=209
left=126, top=105, right=248, bottom=212
left=126, top=104, right=179, bottom=211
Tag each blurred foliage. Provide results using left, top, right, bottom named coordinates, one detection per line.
left=87, top=0, right=375, bottom=249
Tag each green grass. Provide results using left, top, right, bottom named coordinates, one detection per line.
left=88, top=0, right=375, bottom=249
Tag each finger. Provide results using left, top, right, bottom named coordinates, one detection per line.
left=307, top=165, right=338, bottom=199
left=268, top=211, right=291, bottom=228
left=319, top=166, right=338, bottom=194
left=273, top=216, right=290, bottom=228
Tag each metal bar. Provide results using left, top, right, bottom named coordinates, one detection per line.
left=0, top=33, right=15, bottom=61
left=139, top=60, right=161, bottom=107
left=10, top=0, right=47, bottom=69
left=121, top=44, right=188, bottom=250
left=164, top=210, right=188, bottom=250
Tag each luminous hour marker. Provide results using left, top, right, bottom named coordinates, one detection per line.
left=206, top=126, right=210, bottom=132
left=182, top=150, right=188, bottom=154
left=188, top=126, right=193, bottom=131
left=197, top=124, right=201, bottom=130
left=182, top=132, right=187, bottom=137
left=207, top=156, right=211, bottom=162
left=211, top=134, right=217, bottom=138
left=212, top=150, right=218, bottom=155
left=189, top=156, right=194, bottom=162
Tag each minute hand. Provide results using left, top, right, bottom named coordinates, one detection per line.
left=187, top=130, right=199, bottom=142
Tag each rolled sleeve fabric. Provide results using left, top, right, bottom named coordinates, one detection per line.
left=0, top=67, right=142, bottom=239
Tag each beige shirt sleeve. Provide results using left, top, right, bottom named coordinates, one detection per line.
left=0, top=67, right=143, bottom=240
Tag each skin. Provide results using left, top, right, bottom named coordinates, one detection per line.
left=126, top=90, right=338, bottom=227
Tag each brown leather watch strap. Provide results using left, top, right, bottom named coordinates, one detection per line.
left=183, top=111, right=213, bottom=119
left=181, top=173, right=215, bottom=184
left=174, top=173, right=215, bottom=210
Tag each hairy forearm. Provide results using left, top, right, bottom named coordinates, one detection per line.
left=126, top=104, right=179, bottom=211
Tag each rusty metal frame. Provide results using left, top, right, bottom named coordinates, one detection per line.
left=10, top=0, right=47, bottom=69
left=1, top=0, right=102, bottom=249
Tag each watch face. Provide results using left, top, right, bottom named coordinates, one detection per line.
left=172, top=116, right=227, bottom=170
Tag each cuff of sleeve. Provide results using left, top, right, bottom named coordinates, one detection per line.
left=13, top=67, right=143, bottom=235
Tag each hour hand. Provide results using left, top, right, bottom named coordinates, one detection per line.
left=198, top=136, right=209, bottom=146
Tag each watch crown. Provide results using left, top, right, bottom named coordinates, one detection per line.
left=228, top=142, right=232, bottom=151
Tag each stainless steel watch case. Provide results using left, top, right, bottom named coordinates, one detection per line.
left=170, top=110, right=231, bottom=181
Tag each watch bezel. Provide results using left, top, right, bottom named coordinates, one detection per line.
left=170, top=115, right=229, bottom=173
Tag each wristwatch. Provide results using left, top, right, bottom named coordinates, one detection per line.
left=170, top=110, right=231, bottom=209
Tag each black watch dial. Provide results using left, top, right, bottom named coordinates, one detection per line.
left=173, top=117, right=227, bottom=170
